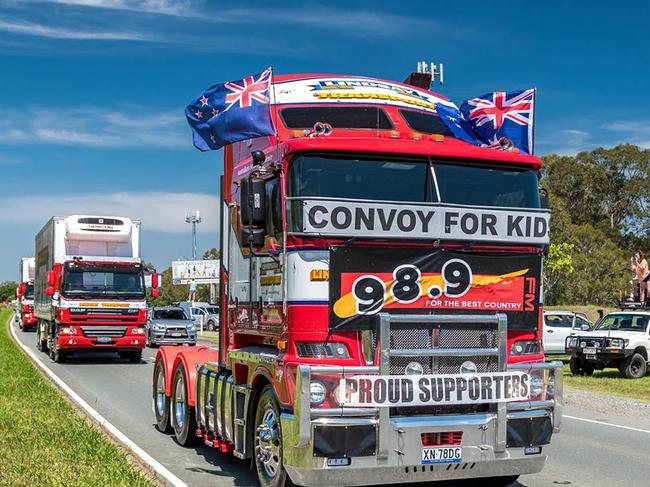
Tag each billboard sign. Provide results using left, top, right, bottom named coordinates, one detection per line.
left=172, top=260, right=220, bottom=285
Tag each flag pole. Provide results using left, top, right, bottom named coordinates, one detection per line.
left=531, top=87, right=537, bottom=155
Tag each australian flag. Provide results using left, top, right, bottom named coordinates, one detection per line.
left=460, top=89, right=536, bottom=154
left=185, top=67, right=275, bottom=151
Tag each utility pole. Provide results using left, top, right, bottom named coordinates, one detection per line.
left=185, top=211, right=202, bottom=302
left=185, top=211, right=202, bottom=260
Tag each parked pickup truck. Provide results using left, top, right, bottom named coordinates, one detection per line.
left=565, top=310, right=650, bottom=378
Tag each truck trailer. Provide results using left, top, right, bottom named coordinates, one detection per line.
left=15, top=257, right=36, bottom=331
left=152, top=72, right=563, bottom=487
left=34, top=215, right=157, bottom=363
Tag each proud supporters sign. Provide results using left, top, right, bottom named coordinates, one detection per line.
left=301, top=199, right=550, bottom=246
left=340, top=372, right=531, bottom=407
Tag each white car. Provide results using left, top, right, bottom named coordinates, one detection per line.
left=543, top=311, right=592, bottom=355
left=565, top=311, right=650, bottom=378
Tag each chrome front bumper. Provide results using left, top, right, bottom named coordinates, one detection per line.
left=281, top=313, right=563, bottom=486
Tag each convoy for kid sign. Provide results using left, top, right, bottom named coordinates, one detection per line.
left=301, top=199, right=550, bottom=245
left=329, top=247, right=541, bottom=330
left=339, top=372, right=531, bottom=407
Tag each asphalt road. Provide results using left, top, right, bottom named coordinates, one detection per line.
left=11, top=321, right=650, bottom=487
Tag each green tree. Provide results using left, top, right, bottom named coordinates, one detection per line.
left=544, top=242, right=574, bottom=305
left=0, top=281, right=18, bottom=303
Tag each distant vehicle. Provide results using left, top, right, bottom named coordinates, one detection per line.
left=33, top=215, right=159, bottom=363
left=15, top=257, right=37, bottom=331
left=542, top=311, right=593, bottom=355
left=566, top=310, right=650, bottom=378
left=146, top=307, right=196, bottom=347
left=174, top=301, right=219, bottom=331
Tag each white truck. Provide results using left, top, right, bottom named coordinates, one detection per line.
left=15, top=257, right=37, bottom=331
left=565, top=310, right=650, bottom=378
left=34, top=215, right=158, bottom=363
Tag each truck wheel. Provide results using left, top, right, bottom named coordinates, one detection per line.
left=153, top=360, right=172, bottom=433
left=49, top=341, right=66, bottom=364
left=581, top=364, right=594, bottom=376
left=171, top=363, right=198, bottom=446
left=254, top=385, right=294, bottom=487
left=622, top=353, right=647, bottom=379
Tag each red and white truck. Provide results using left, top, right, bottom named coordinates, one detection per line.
left=34, top=215, right=158, bottom=363
left=15, top=256, right=37, bottom=331
left=152, top=73, right=562, bottom=487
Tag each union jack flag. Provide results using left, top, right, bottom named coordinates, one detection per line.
left=460, top=89, right=536, bottom=154
left=224, top=68, right=272, bottom=111
left=185, top=67, right=275, bottom=151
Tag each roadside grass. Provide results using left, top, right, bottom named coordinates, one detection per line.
left=549, top=354, right=650, bottom=403
left=0, top=307, right=157, bottom=487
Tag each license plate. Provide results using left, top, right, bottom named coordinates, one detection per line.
left=583, top=347, right=597, bottom=355
left=171, top=332, right=182, bottom=337
left=586, top=354, right=597, bottom=360
left=96, top=336, right=112, bottom=344
left=422, top=447, right=462, bottom=464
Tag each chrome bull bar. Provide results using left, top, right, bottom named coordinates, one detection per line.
left=295, top=313, right=563, bottom=454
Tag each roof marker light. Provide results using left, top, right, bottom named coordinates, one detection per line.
left=431, top=134, right=445, bottom=142
left=388, top=130, right=401, bottom=139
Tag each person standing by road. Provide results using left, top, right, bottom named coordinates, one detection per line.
left=632, top=250, right=650, bottom=304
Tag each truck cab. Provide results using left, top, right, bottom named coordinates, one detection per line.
left=16, top=257, right=37, bottom=331
left=153, top=73, right=562, bottom=487
left=34, top=215, right=156, bottom=363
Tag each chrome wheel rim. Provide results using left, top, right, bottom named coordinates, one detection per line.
left=174, top=377, right=186, bottom=429
left=256, top=406, right=281, bottom=479
left=155, top=369, right=166, bottom=417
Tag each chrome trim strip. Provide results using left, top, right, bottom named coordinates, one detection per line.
left=388, top=347, right=498, bottom=357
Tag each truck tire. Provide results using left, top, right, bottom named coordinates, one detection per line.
left=569, top=357, right=581, bottom=375
left=170, top=362, right=198, bottom=446
left=153, top=360, right=172, bottom=433
left=49, top=341, right=66, bottom=364
left=254, top=385, right=294, bottom=487
left=569, top=357, right=593, bottom=376
left=36, top=325, right=48, bottom=352
left=622, top=353, right=647, bottom=379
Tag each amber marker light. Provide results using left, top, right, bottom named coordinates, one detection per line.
left=431, top=134, right=445, bottom=142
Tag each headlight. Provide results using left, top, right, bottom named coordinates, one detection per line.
left=566, top=337, right=578, bottom=348
left=60, top=327, right=77, bottom=335
left=187, top=323, right=196, bottom=330
left=511, top=340, right=541, bottom=355
left=296, top=342, right=349, bottom=358
left=131, top=327, right=145, bottom=335
left=607, top=338, right=626, bottom=348
left=529, top=375, right=544, bottom=397
left=310, top=381, right=327, bottom=405
left=152, top=323, right=164, bottom=331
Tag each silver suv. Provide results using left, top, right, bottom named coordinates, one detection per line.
left=146, top=306, right=197, bottom=347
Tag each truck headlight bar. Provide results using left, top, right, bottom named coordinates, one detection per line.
left=297, top=342, right=349, bottom=359
left=510, top=340, right=541, bottom=356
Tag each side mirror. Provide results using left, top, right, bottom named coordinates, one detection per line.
left=151, top=272, right=159, bottom=289
left=45, top=287, right=55, bottom=297
left=47, top=270, right=56, bottom=287
left=151, top=289, right=159, bottom=298
left=581, top=323, right=590, bottom=331
left=539, top=188, right=549, bottom=209
left=240, top=177, right=267, bottom=226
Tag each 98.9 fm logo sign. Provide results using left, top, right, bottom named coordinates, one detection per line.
left=328, top=247, right=541, bottom=330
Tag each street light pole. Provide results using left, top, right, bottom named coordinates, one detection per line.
left=185, top=211, right=202, bottom=260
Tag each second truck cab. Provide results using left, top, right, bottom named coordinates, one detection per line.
left=15, top=257, right=37, bottom=331
left=34, top=215, right=156, bottom=363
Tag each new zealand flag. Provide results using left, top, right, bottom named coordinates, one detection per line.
left=460, top=89, right=536, bottom=154
left=185, top=67, right=275, bottom=151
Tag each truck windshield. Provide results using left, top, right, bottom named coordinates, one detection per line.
left=24, top=284, right=34, bottom=299
left=63, top=264, right=145, bottom=299
left=289, top=155, right=540, bottom=208
left=595, top=314, right=649, bottom=332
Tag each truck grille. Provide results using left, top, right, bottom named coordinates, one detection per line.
left=386, top=324, right=498, bottom=375
left=81, top=326, right=127, bottom=338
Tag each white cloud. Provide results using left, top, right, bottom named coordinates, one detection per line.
left=33, top=0, right=200, bottom=16
left=603, top=120, right=650, bottom=148
left=0, top=106, right=187, bottom=148
left=539, top=128, right=593, bottom=156
left=0, top=191, right=220, bottom=232
left=0, top=18, right=156, bottom=40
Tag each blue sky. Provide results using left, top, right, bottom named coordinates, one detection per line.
left=0, top=0, right=648, bottom=281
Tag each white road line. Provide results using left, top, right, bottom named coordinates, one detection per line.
left=565, top=414, right=650, bottom=434
left=8, top=315, right=188, bottom=487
